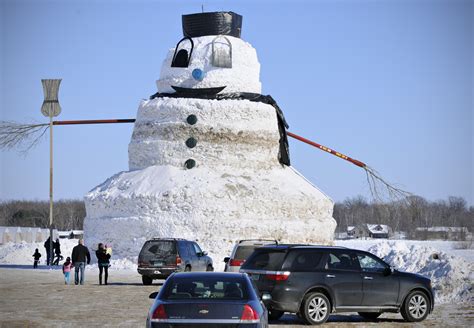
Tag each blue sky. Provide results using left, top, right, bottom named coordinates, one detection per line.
left=1, top=0, right=472, bottom=205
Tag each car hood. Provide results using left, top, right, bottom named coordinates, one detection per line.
left=396, top=270, right=431, bottom=283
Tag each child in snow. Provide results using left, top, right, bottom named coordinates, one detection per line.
left=32, top=249, right=41, bottom=268
left=62, top=257, right=73, bottom=285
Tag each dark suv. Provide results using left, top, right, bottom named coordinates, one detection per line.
left=138, top=238, right=213, bottom=285
left=240, top=245, right=434, bottom=325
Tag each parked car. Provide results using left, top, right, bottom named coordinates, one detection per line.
left=146, top=272, right=269, bottom=327
left=224, top=239, right=278, bottom=272
left=240, top=245, right=434, bottom=325
left=138, top=238, right=213, bottom=285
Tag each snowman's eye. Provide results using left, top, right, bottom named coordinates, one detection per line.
left=171, top=37, right=194, bottom=68
left=211, top=36, right=232, bottom=68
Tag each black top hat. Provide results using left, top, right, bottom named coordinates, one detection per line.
left=182, top=12, right=243, bottom=38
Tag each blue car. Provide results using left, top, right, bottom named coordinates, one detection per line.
left=146, top=272, right=268, bottom=327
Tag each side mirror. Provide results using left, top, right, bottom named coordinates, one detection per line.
left=149, top=292, right=159, bottom=299
left=224, top=257, right=230, bottom=263
left=261, top=293, right=272, bottom=304
left=202, top=251, right=208, bottom=257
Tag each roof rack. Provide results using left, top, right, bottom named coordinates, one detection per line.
left=238, top=239, right=278, bottom=245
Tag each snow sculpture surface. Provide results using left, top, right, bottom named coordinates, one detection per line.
left=84, top=12, right=336, bottom=265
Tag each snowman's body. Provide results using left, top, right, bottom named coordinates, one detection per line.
left=84, top=13, right=336, bottom=268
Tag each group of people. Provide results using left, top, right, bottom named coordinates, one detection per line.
left=32, top=239, right=111, bottom=286
left=42, top=237, right=63, bottom=266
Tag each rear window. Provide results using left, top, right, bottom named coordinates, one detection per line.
left=139, top=240, right=176, bottom=258
left=162, top=277, right=248, bottom=300
left=234, top=246, right=259, bottom=260
left=241, top=249, right=286, bottom=271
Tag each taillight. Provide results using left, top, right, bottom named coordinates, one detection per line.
left=266, top=272, right=290, bottom=281
left=176, top=256, right=182, bottom=265
left=230, top=259, right=244, bottom=266
left=152, top=304, right=167, bottom=320
left=240, top=304, right=259, bottom=322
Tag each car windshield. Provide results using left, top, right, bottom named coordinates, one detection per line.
left=162, top=276, right=248, bottom=300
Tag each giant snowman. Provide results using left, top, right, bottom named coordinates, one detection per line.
left=84, top=12, right=336, bottom=265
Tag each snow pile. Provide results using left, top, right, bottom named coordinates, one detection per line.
left=368, top=241, right=473, bottom=304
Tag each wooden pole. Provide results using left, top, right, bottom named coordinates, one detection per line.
left=49, top=115, right=53, bottom=268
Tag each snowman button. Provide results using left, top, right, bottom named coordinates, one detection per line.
left=187, top=114, right=198, bottom=125
left=185, top=159, right=196, bottom=169
left=186, top=137, right=197, bottom=148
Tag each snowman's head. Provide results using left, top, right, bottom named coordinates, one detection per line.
left=156, top=12, right=262, bottom=94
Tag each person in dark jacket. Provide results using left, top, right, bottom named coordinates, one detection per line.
left=44, top=237, right=51, bottom=266
left=53, top=238, right=62, bottom=265
left=71, top=239, right=91, bottom=285
left=32, top=248, right=41, bottom=268
left=95, top=243, right=111, bottom=285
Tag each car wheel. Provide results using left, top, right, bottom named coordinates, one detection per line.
left=206, top=264, right=214, bottom=271
left=301, top=292, right=330, bottom=325
left=142, top=275, right=153, bottom=285
left=358, top=312, right=382, bottom=320
left=184, top=265, right=191, bottom=272
left=401, top=291, right=430, bottom=322
left=268, top=309, right=284, bottom=321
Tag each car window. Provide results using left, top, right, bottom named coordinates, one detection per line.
left=162, top=277, right=248, bottom=300
left=139, top=241, right=176, bottom=257
left=187, top=242, right=196, bottom=256
left=241, top=250, right=286, bottom=271
left=234, top=246, right=258, bottom=260
left=357, top=253, right=387, bottom=272
left=325, top=251, right=359, bottom=271
left=283, top=250, right=323, bottom=272
left=193, top=243, right=202, bottom=255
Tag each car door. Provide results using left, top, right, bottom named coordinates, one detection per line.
left=323, top=250, right=363, bottom=307
left=192, top=242, right=206, bottom=271
left=186, top=241, right=198, bottom=270
left=356, top=251, right=400, bottom=306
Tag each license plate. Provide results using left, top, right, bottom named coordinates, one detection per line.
left=153, top=261, right=164, bottom=267
left=153, top=270, right=161, bottom=274
left=250, top=274, right=260, bottom=281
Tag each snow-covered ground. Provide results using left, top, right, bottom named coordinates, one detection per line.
left=0, top=238, right=472, bottom=304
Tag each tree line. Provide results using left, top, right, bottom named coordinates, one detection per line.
left=334, top=195, right=473, bottom=238
left=0, top=200, right=85, bottom=231
left=0, top=196, right=472, bottom=237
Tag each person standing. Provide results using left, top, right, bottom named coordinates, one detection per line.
left=53, top=238, right=62, bottom=265
left=32, top=248, right=41, bottom=268
left=71, top=239, right=91, bottom=285
left=44, top=236, right=51, bottom=266
left=95, top=243, right=111, bottom=285
left=62, top=257, right=73, bottom=285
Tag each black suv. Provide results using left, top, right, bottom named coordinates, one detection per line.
left=138, top=238, right=213, bottom=285
left=240, top=245, right=434, bottom=325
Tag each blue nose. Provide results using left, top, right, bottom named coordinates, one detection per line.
left=192, top=68, right=205, bottom=81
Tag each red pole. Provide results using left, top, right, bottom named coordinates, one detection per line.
left=51, top=119, right=366, bottom=169
left=287, top=131, right=366, bottom=168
